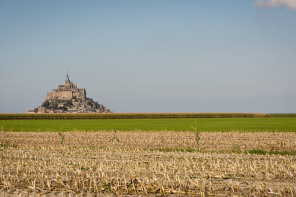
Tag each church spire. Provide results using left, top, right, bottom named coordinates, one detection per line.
left=66, top=70, right=70, bottom=82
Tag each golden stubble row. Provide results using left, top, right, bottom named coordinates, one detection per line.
left=1, top=131, right=296, bottom=151
left=1, top=146, right=296, bottom=196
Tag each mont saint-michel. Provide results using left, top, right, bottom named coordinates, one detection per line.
left=29, top=72, right=111, bottom=113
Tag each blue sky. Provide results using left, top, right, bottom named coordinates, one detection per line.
left=1, top=0, right=296, bottom=113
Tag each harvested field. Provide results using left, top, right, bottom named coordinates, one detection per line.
left=1, top=131, right=296, bottom=196
left=1, top=131, right=296, bottom=152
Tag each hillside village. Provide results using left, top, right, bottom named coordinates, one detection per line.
left=28, top=72, right=111, bottom=113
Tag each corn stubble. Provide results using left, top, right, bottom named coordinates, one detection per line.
left=1, top=131, right=296, bottom=196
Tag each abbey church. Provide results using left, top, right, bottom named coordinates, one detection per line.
left=28, top=72, right=111, bottom=113
left=46, top=72, right=86, bottom=101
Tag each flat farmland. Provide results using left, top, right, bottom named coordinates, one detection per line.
left=1, top=117, right=296, bottom=132
left=1, top=131, right=296, bottom=196
left=1, top=115, right=296, bottom=196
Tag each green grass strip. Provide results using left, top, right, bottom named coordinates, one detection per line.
left=1, top=117, right=296, bottom=132
left=248, top=149, right=296, bottom=156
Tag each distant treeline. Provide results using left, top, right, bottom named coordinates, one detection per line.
left=268, top=113, right=296, bottom=117
left=0, top=113, right=295, bottom=120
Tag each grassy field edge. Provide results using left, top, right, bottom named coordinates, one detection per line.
left=1, top=113, right=295, bottom=120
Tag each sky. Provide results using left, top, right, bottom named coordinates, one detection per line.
left=1, top=0, right=296, bottom=113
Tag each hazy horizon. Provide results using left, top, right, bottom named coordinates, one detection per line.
left=1, top=0, right=296, bottom=113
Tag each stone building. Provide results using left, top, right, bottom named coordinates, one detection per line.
left=46, top=72, right=86, bottom=101
left=28, top=72, right=112, bottom=113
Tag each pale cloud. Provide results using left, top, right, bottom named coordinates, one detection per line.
left=254, top=0, right=296, bottom=9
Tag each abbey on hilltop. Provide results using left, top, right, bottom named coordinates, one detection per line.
left=28, top=72, right=111, bottom=113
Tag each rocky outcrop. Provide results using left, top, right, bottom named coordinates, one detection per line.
left=30, top=97, right=111, bottom=114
